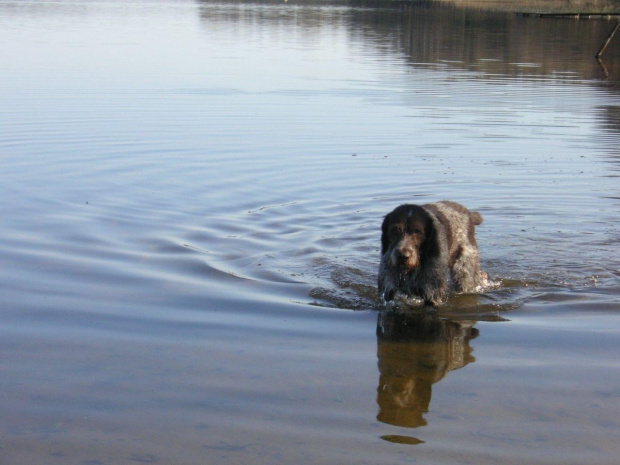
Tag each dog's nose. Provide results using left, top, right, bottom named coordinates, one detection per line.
left=397, top=248, right=412, bottom=259
left=396, top=248, right=413, bottom=263
left=393, top=247, right=418, bottom=268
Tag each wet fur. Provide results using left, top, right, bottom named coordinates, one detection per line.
left=378, top=201, right=484, bottom=306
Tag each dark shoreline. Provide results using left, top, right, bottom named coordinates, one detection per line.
left=199, top=0, right=620, bottom=14
left=418, top=0, right=620, bottom=14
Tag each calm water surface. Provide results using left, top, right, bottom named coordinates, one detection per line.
left=1, top=1, right=619, bottom=464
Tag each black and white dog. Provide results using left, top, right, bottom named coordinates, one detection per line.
left=378, top=201, right=486, bottom=306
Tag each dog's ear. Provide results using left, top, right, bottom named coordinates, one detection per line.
left=421, top=217, right=440, bottom=261
left=380, top=214, right=391, bottom=255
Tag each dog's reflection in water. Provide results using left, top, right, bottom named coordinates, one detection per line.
left=376, top=311, right=479, bottom=428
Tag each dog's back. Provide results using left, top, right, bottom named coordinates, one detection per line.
left=470, top=211, right=483, bottom=226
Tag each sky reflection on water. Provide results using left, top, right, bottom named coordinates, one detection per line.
left=1, top=1, right=619, bottom=464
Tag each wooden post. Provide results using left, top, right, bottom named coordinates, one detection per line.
left=596, top=21, right=620, bottom=58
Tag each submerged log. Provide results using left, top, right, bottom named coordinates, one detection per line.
left=596, top=21, right=620, bottom=58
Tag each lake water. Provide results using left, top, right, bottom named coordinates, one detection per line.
left=1, top=0, right=619, bottom=463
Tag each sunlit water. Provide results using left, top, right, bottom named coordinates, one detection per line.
left=1, top=1, right=619, bottom=464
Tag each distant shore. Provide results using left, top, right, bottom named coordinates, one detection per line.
left=336, top=0, right=620, bottom=14
left=271, top=0, right=620, bottom=14
left=208, top=0, right=620, bottom=14
left=428, top=0, right=620, bottom=13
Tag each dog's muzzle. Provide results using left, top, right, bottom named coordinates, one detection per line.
left=390, top=244, right=419, bottom=271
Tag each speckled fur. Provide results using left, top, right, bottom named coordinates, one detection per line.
left=378, top=201, right=484, bottom=306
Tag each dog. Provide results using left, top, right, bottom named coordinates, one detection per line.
left=378, top=201, right=485, bottom=306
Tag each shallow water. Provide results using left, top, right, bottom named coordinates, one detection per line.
left=1, top=1, right=619, bottom=464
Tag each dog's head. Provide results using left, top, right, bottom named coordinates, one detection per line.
left=380, top=204, right=439, bottom=273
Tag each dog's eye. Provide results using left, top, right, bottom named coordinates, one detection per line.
left=388, top=224, right=403, bottom=240
left=412, top=228, right=424, bottom=236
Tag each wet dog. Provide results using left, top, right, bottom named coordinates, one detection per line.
left=378, top=201, right=485, bottom=306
